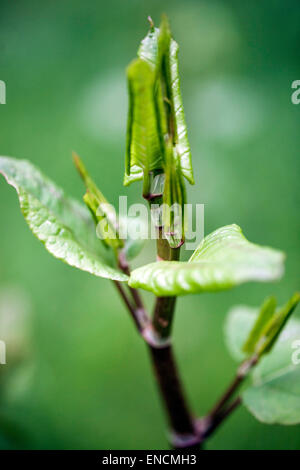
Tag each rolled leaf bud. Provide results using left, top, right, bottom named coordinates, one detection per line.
left=242, top=292, right=300, bottom=358
left=124, top=16, right=194, bottom=199
left=125, top=58, right=163, bottom=197
left=162, top=141, right=187, bottom=248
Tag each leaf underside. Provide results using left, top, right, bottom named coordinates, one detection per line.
left=0, top=157, right=128, bottom=281
left=129, top=224, right=285, bottom=296
left=225, top=305, right=300, bottom=425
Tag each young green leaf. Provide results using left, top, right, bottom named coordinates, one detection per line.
left=73, top=153, right=147, bottom=260
left=73, top=153, right=123, bottom=251
left=124, top=58, right=163, bottom=195
left=257, top=292, right=300, bottom=356
left=0, top=157, right=128, bottom=281
left=138, top=17, right=194, bottom=185
left=124, top=17, right=194, bottom=193
left=242, top=296, right=277, bottom=356
left=225, top=296, right=300, bottom=425
left=128, top=224, right=285, bottom=296
left=161, top=142, right=187, bottom=248
left=225, top=305, right=257, bottom=362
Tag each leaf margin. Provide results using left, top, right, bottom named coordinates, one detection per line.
left=0, top=156, right=128, bottom=282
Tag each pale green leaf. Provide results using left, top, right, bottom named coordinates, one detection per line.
left=162, top=142, right=187, bottom=248
left=225, top=300, right=300, bottom=424
left=258, top=292, right=300, bottom=355
left=124, top=58, right=163, bottom=192
left=225, top=305, right=256, bottom=362
left=73, top=153, right=146, bottom=260
left=123, top=164, right=143, bottom=186
left=129, top=224, right=285, bottom=296
left=0, top=157, right=128, bottom=281
left=73, top=153, right=123, bottom=251
left=243, top=296, right=277, bottom=356
left=138, top=23, right=194, bottom=184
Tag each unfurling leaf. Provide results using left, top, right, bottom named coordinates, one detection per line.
left=125, top=59, right=163, bottom=195
left=129, top=224, right=285, bottom=296
left=0, top=156, right=128, bottom=281
left=242, top=296, right=277, bottom=356
left=257, top=292, right=300, bottom=355
left=225, top=295, right=300, bottom=425
left=138, top=16, right=194, bottom=185
left=161, top=141, right=187, bottom=248
left=73, top=153, right=123, bottom=251
left=124, top=16, right=194, bottom=197
left=73, top=153, right=146, bottom=261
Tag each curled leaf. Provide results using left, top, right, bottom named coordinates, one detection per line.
left=129, top=224, right=285, bottom=296
left=125, top=58, right=163, bottom=196
left=138, top=17, right=194, bottom=184
left=161, top=142, right=187, bottom=248
left=243, top=296, right=277, bottom=356
left=257, top=292, right=300, bottom=355
left=124, top=16, right=194, bottom=193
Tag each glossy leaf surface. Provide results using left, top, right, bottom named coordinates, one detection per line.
left=129, top=225, right=285, bottom=296
left=0, top=157, right=128, bottom=281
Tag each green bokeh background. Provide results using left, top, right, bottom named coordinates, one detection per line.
left=0, top=0, right=299, bottom=449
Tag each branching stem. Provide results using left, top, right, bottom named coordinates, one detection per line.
left=118, top=251, right=146, bottom=312
left=200, top=355, right=259, bottom=438
left=146, top=224, right=201, bottom=448
left=208, top=355, right=258, bottom=420
left=113, top=281, right=146, bottom=332
left=198, top=397, right=242, bottom=439
left=148, top=345, right=200, bottom=449
left=113, top=222, right=253, bottom=448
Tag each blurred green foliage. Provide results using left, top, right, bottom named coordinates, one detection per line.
left=0, top=0, right=299, bottom=449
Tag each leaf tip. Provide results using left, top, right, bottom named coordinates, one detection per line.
left=72, top=151, right=86, bottom=181
left=147, top=16, right=154, bottom=30
left=292, top=291, right=300, bottom=303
